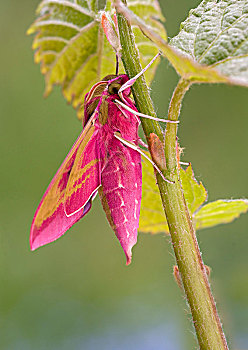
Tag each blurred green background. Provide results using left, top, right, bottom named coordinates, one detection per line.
left=0, top=1, right=247, bottom=349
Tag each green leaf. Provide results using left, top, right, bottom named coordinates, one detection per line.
left=194, top=199, right=248, bottom=230
left=160, top=44, right=232, bottom=84
left=139, top=160, right=207, bottom=234
left=169, top=0, right=248, bottom=85
left=139, top=159, right=248, bottom=234
left=179, top=165, right=207, bottom=214
left=27, top=0, right=166, bottom=119
left=116, top=0, right=248, bottom=85
left=139, top=155, right=168, bottom=234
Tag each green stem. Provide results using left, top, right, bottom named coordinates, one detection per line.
left=116, top=7, right=163, bottom=141
left=162, top=80, right=228, bottom=350
left=115, top=3, right=229, bottom=350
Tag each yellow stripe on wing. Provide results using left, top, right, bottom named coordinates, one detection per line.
left=65, top=158, right=99, bottom=198
left=34, top=121, right=97, bottom=229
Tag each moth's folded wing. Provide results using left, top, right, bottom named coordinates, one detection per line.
left=64, top=126, right=101, bottom=216
left=30, top=124, right=99, bottom=250
left=99, top=141, right=142, bottom=265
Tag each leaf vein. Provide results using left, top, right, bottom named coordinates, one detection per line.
left=39, top=0, right=92, bottom=17
left=34, top=19, right=81, bottom=32
left=45, top=21, right=96, bottom=83
left=198, top=14, right=248, bottom=63
left=65, top=52, right=97, bottom=92
left=35, top=36, right=69, bottom=45
left=39, top=50, right=58, bottom=57
left=210, top=53, right=248, bottom=67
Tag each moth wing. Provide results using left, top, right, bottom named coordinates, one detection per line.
left=64, top=126, right=101, bottom=216
left=99, top=140, right=142, bottom=265
left=30, top=123, right=100, bottom=250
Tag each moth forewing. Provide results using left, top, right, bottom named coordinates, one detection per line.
left=63, top=123, right=101, bottom=217
left=30, top=116, right=99, bottom=251
left=98, top=96, right=109, bottom=125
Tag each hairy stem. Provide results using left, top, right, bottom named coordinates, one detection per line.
left=115, top=5, right=162, bottom=140
left=115, top=2, right=229, bottom=349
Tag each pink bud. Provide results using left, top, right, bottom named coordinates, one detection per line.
left=101, top=12, right=121, bottom=54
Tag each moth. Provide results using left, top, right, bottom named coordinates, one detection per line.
left=30, top=55, right=176, bottom=264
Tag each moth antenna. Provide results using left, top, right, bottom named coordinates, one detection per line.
left=115, top=54, right=119, bottom=75
left=119, top=52, right=160, bottom=94
left=115, top=100, right=179, bottom=124
left=114, top=132, right=174, bottom=184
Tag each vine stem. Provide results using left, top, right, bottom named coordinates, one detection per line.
left=114, top=1, right=229, bottom=349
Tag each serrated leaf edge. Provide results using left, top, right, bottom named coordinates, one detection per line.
left=38, top=0, right=93, bottom=17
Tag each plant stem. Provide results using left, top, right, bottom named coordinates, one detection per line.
left=115, top=3, right=229, bottom=350
left=162, top=80, right=228, bottom=350
left=115, top=6, right=163, bottom=141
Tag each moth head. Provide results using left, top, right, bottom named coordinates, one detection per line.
left=108, top=81, right=122, bottom=95
left=102, top=75, right=131, bottom=97
left=101, top=75, right=122, bottom=95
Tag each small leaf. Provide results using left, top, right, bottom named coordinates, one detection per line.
left=179, top=164, right=207, bottom=214
left=194, top=199, right=248, bottom=230
left=139, top=155, right=168, bottom=234
left=139, top=159, right=207, bottom=234
left=169, top=0, right=248, bottom=86
left=28, top=0, right=166, bottom=119
left=140, top=163, right=247, bottom=234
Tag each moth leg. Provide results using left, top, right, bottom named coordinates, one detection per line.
left=118, top=53, right=160, bottom=94
left=115, top=101, right=133, bottom=120
left=114, top=99, right=179, bottom=124
left=114, top=132, right=174, bottom=184
left=138, top=138, right=148, bottom=149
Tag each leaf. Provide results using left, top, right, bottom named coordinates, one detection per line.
left=159, top=44, right=232, bottom=84
left=139, top=155, right=168, bottom=234
left=194, top=199, right=248, bottom=230
left=139, top=159, right=207, bottom=234
left=27, top=0, right=166, bottom=119
left=139, top=159, right=248, bottom=234
left=169, top=0, right=248, bottom=86
left=179, top=164, right=207, bottom=214
left=115, top=0, right=248, bottom=85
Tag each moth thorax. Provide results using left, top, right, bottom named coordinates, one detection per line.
left=102, top=75, right=122, bottom=95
